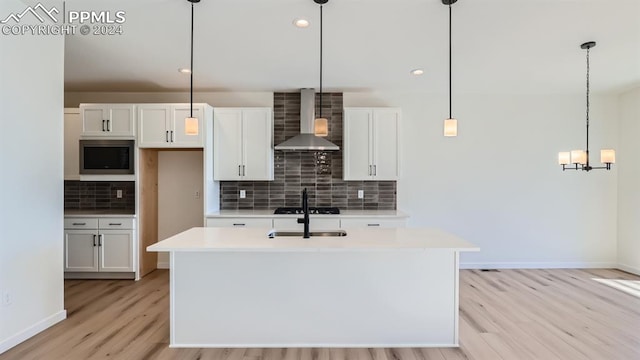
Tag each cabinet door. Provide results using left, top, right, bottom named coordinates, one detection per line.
left=81, top=106, right=108, bottom=136
left=272, top=218, right=340, bottom=231
left=107, top=105, right=135, bottom=137
left=206, top=218, right=273, bottom=228
left=372, top=109, right=400, bottom=180
left=64, top=108, right=81, bottom=180
left=99, top=230, right=134, bottom=272
left=64, top=230, right=99, bottom=272
left=242, top=109, right=273, bottom=180
left=138, top=105, right=171, bottom=148
left=172, top=104, right=204, bottom=147
left=343, top=108, right=373, bottom=180
left=213, top=109, right=243, bottom=180
left=340, top=218, right=407, bottom=229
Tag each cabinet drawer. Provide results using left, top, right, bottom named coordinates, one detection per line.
left=64, top=218, right=99, bottom=229
left=206, top=218, right=273, bottom=228
left=98, top=218, right=135, bottom=230
left=340, top=218, right=407, bottom=228
left=272, top=218, right=340, bottom=231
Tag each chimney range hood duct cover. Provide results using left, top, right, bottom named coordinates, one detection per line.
left=274, top=89, right=339, bottom=151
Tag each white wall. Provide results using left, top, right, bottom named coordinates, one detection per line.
left=157, top=151, right=204, bottom=268
left=345, top=91, right=619, bottom=268
left=64, top=91, right=273, bottom=108
left=0, top=0, right=66, bottom=353
left=617, top=87, right=640, bottom=275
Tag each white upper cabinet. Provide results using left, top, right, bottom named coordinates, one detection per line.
left=213, top=108, right=273, bottom=181
left=138, top=104, right=207, bottom=148
left=343, top=107, right=401, bottom=181
left=80, top=104, right=135, bottom=138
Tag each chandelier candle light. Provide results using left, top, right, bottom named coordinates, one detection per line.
left=558, top=41, right=615, bottom=171
left=184, top=0, right=200, bottom=136
left=443, top=0, right=458, bottom=137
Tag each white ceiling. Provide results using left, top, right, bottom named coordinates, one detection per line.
left=62, top=0, right=640, bottom=94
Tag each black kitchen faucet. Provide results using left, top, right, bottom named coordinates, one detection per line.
left=297, top=188, right=310, bottom=238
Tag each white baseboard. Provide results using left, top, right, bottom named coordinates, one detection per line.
left=0, top=310, right=66, bottom=355
left=617, top=263, right=640, bottom=276
left=157, top=261, right=170, bottom=269
left=460, top=261, right=618, bottom=270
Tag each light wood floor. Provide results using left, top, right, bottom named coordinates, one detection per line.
left=1, top=268, right=639, bottom=360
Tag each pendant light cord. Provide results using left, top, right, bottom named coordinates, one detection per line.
left=319, top=4, right=323, bottom=119
left=448, top=3, right=452, bottom=119
left=585, top=46, right=590, bottom=162
left=190, top=1, right=194, bottom=118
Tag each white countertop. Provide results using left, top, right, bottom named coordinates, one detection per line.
left=205, top=209, right=409, bottom=219
left=147, top=227, right=478, bottom=252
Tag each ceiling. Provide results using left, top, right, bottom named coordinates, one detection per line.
left=62, top=0, right=640, bottom=94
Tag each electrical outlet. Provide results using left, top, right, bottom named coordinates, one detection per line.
left=1, top=290, right=12, bottom=307
left=358, top=190, right=364, bottom=199
left=195, top=191, right=201, bottom=199
left=116, top=190, right=123, bottom=199
left=240, top=190, right=246, bottom=199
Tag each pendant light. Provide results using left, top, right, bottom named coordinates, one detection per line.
left=558, top=41, right=615, bottom=171
left=184, top=0, right=200, bottom=136
left=443, top=0, right=458, bottom=137
left=313, top=0, right=329, bottom=137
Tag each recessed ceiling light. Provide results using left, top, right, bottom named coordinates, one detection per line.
left=178, top=68, right=192, bottom=74
left=411, top=69, right=424, bottom=76
left=293, top=18, right=310, bottom=28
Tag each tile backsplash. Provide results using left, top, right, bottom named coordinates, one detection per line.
left=64, top=181, right=135, bottom=211
left=220, top=92, right=397, bottom=211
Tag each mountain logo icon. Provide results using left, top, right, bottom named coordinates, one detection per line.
left=1, top=3, right=59, bottom=24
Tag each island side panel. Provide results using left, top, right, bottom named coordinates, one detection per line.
left=171, top=250, right=458, bottom=347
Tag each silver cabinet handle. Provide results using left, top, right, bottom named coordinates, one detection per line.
left=98, top=234, right=104, bottom=246
left=242, top=165, right=246, bottom=176
left=373, top=165, right=377, bottom=176
left=102, top=119, right=106, bottom=131
left=107, top=119, right=111, bottom=131
left=72, top=222, right=86, bottom=226
left=233, top=223, right=246, bottom=227
left=108, top=223, right=122, bottom=226
left=238, top=165, right=242, bottom=176
left=367, top=223, right=381, bottom=227
left=171, top=130, right=174, bottom=142
left=166, top=130, right=169, bottom=142
left=93, top=234, right=97, bottom=247
left=368, top=165, right=372, bottom=176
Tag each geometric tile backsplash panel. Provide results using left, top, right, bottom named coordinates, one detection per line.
left=220, top=92, right=397, bottom=211
left=64, top=181, right=135, bottom=211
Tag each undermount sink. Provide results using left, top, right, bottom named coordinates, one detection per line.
left=267, top=230, right=347, bottom=238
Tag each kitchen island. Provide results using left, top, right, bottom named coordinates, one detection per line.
left=147, top=227, right=478, bottom=348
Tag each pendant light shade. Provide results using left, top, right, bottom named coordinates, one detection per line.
left=185, top=117, right=199, bottom=135
left=444, top=118, right=457, bottom=137
left=314, top=0, right=329, bottom=137
left=443, top=0, right=458, bottom=137
left=314, top=117, right=329, bottom=136
left=185, top=0, right=200, bottom=136
left=558, top=42, right=615, bottom=172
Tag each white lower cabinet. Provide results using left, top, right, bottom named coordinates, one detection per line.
left=272, top=218, right=340, bottom=231
left=64, top=230, right=99, bottom=272
left=64, top=217, right=135, bottom=274
left=340, top=218, right=407, bottom=228
left=206, top=218, right=273, bottom=228
left=205, top=216, right=407, bottom=230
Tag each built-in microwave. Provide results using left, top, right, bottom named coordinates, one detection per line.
left=79, top=140, right=134, bottom=175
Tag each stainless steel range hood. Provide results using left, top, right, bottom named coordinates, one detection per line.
left=274, top=88, right=339, bottom=151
